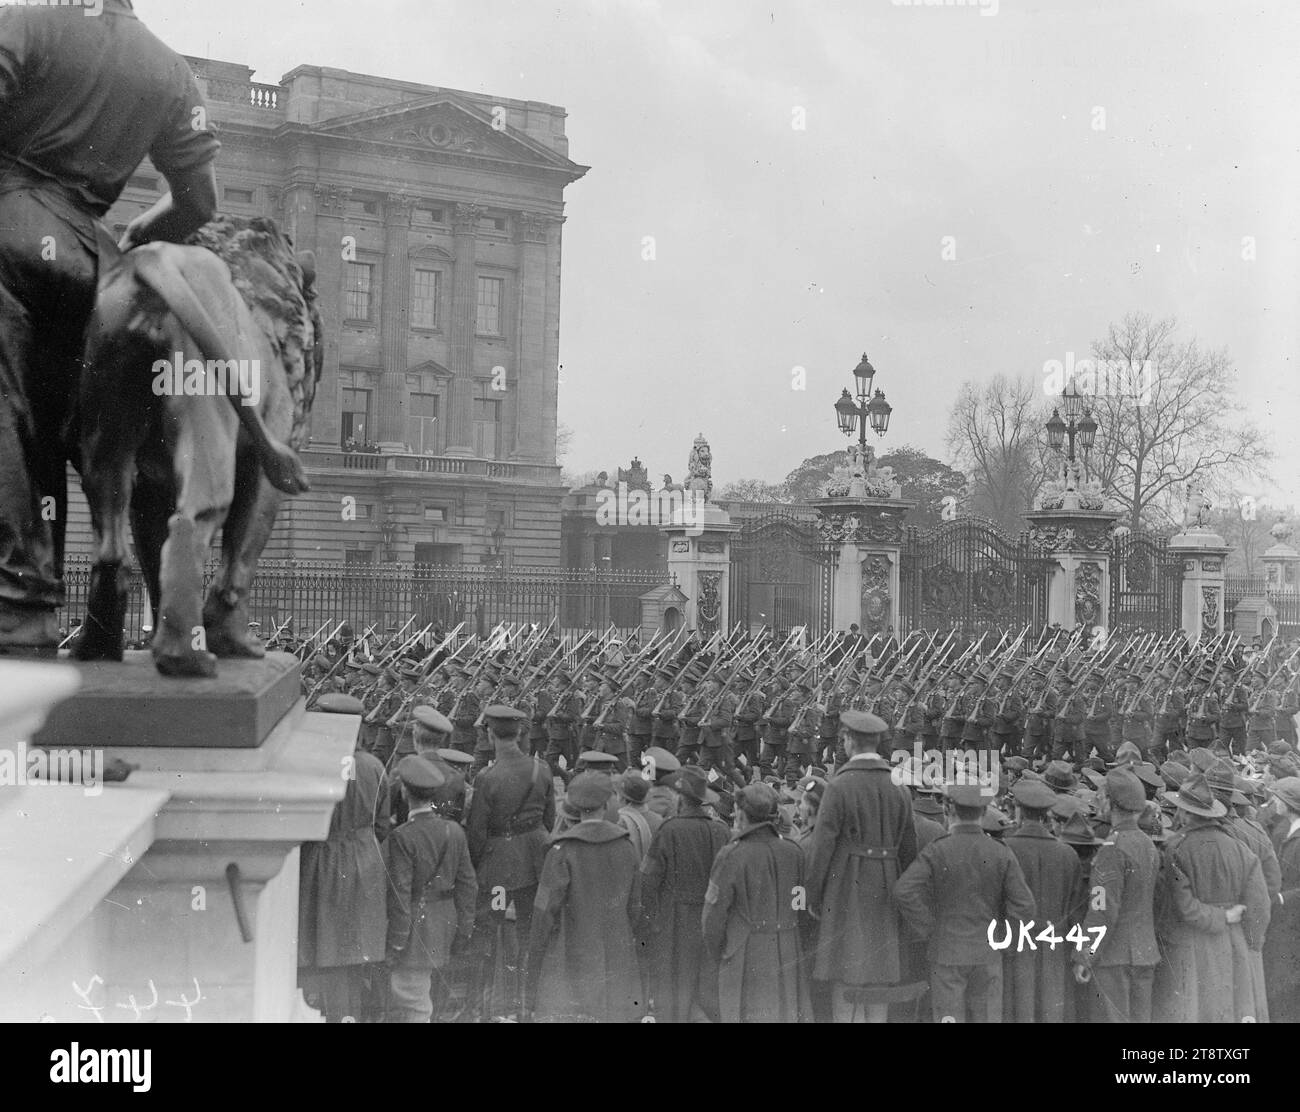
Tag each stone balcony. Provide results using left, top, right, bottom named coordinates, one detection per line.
left=301, top=447, right=563, bottom=486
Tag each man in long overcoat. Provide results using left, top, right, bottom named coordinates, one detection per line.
left=1002, top=776, right=1082, bottom=1022
left=1263, top=777, right=1300, bottom=1022
left=702, top=784, right=809, bottom=1023
left=638, top=766, right=729, bottom=1021
left=1154, top=774, right=1271, bottom=1022
left=526, top=772, right=644, bottom=1022
left=298, top=698, right=389, bottom=1022
left=805, top=709, right=917, bottom=1022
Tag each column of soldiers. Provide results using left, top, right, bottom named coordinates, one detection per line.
left=294, top=619, right=1300, bottom=1023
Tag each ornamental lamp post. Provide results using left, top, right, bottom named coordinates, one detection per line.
left=833, top=353, right=893, bottom=456
left=1045, top=388, right=1097, bottom=486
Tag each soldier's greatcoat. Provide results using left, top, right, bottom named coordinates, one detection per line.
left=702, top=821, right=810, bottom=1023
left=1003, top=819, right=1083, bottom=1023
left=528, top=820, right=644, bottom=1022
left=805, top=755, right=917, bottom=985
left=1155, top=818, right=1271, bottom=1022
left=638, top=811, right=729, bottom=1022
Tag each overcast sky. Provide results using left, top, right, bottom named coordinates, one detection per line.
left=144, top=0, right=1300, bottom=509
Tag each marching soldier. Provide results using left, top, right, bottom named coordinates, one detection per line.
left=1219, top=666, right=1250, bottom=755
left=959, top=671, right=994, bottom=756
left=544, top=670, right=581, bottom=780
left=1274, top=674, right=1299, bottom=749
left=650, top=665, right=684, bottom=756
left=1051, top=674, right=1085, bottom=765
left=591, top=671, right=632, bottom=771
left=1119, top=674, right=1157, bottom=762
left=1247, top=670, right=1279, bottom=753
left=938, top=672, right=966, bottom=754
left=732, top=675, right=765, bottom=777
left=759, top=672, right=797, bottom=781
left=676, top=670, right=704, bottom=766
left=627, top=669, right=656, bottom=770
left=816, top=673, right=843, bottom=769
left=1021, top=667, right=1056, bottom=763
left=1081, top=674, right=1115, bottom=764
left=700, top=673, right=740, bottom=782
left=785, top=676, right=818, bottom=785
left=1153, top=668, right=1185, bottom=755
left=449, top=666, right=487, bottom=757
left=989, top=670, right=1023, bottom=759
left=1185, top=670, right=1220, bottom=752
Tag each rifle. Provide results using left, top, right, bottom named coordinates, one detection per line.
left=294, top=620, right=334, bottom=660
left=383, top=623, right=469, bottom=727
left=1029, top=628, right=1083, bottom=716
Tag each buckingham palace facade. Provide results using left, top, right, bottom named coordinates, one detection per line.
left=67, top=56, right=587, bottom=569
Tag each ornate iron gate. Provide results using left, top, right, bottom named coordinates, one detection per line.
left=899, top=518, right=1053, bottom=634
left=1109, top=531, right=1183, bottom=631
left=728, top=512, right=836, bottom=638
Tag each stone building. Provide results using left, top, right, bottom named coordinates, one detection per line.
left=69, top=57, right=587, bottom=567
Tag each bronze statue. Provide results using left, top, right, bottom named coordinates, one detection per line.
left=72, top=216, right=320, bottom=677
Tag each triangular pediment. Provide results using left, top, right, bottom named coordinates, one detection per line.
left=408, top=359, right=453, bottom=378
left=311, top=95, right=584, bottom=176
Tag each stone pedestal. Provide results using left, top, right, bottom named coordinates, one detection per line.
left=811, top=495, right=915, bottom=636
left=1024, top=508, right=1121, bottom=630
left=1170, top=528, right=1231, bottom=641
left=661, top=503, right=740, bottom=635
left=0, top=656, right=356, bottom=1023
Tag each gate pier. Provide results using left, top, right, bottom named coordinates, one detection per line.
left=811, top=495, right=915, bottom=636
left=1024, top=508, right=1121, bottom=631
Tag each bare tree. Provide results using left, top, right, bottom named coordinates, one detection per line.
left=1212, top=500, right=1296, bottom=576
left=1080, top=314, right=1273, bottom=531
left=715, top=478, right=792, bottom=503
left=946, top=374, right=1048, bottom=535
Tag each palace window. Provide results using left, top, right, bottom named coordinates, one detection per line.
left=341, top=387, right=371, bottom=447
left=407, top=392, right=441, bottom=454
left=345, top=262, right=375, bottom=322
left=473, top=397, right=502, bottom=458
left=411, top=268, right=442, bottom=329
left=476, top=276, right=504, bottom=336
left=224, top=186, right=255, bottom=205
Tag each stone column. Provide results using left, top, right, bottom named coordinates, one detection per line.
left=377, top=193, right=413, bottom=451
left=1169, top=528, right=1230, bottom=640
left=310, top=183, right=351, bottom=443
left=513, top=213, right=550, bottom=461
left=446, top=202, right=483, bottom=456
left=811, top=497, right=914, bottom=635
left=661, top=504, right=740, bottom=634
left=1024, top=509, right=1121, bottom=630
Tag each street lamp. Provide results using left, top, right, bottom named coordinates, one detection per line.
left=1045, top=390, right=1097, bottom=484
left=833, top=352, right=893, bottom=454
